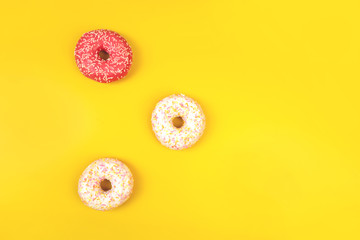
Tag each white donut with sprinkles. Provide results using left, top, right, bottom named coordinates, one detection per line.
left=78, top=158, right=134, bottom=211
left=151, top=94, right=206, bottom=150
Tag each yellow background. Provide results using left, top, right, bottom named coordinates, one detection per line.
left=1, top=0, right=359, bottom=239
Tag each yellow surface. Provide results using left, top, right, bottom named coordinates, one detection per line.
left=0, top=1, right=360, bottom=239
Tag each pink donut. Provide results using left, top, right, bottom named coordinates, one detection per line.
left=74, top=29, right=132, bottom=83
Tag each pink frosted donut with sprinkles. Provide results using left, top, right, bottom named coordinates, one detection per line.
left=78, top=158, right=134, bottom=211
left=151, top=94, right=206, bottom=150
left=74, top=29, right=132, bottom=83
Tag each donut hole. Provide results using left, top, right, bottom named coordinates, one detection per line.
left=99, top=50, right=110, bottom=60
left=100, top=179, right=112, bottom=191
left=172, top=116, right=184, bottom=128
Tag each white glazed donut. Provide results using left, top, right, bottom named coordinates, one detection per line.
left=78, top=158, right=134, bottom=211
left=151, top=94, right=206, bottom=150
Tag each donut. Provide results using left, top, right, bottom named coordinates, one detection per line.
left=151, top=94, right=206, bottom=150
left=78, top=158, right=134, bottom=211
left=74, top=29, right=132, bottom=83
